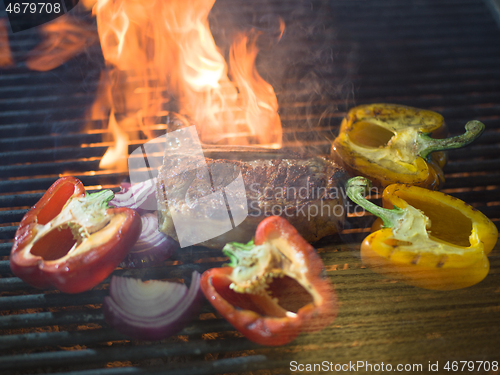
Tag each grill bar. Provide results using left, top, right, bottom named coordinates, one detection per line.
left=2, top=339, right=252, bottom=369
left=0, top=355, right=278, bottom=375
left=0, top=310, right=104, bottom=330
left=38, top=356, right=281, bottom=375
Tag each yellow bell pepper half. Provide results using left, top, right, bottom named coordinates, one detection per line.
left=346, top=177, right=498, bottom=290
left=332, top=103, right=485, bottom=189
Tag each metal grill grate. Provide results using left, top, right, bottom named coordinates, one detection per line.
left=1, top=0, right=500, bottom=374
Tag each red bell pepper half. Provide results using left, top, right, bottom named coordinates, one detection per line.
left=200, top=216, right=338, bottom=346
left=10, top=177, right=142, bottom=294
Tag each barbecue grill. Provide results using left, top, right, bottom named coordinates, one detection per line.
left=1, top=0, right=500, bottom=374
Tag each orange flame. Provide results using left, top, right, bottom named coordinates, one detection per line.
left=99, top=110, right=129, bottom=170
left=0, top=19, right=13, bottom=68
left=26, top=16, right=98, bottom=72
left=95, top=0, right=283, bottom=169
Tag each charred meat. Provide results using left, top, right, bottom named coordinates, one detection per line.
left=156, top=155, right=347, bottom=249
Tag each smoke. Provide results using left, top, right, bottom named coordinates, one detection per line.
left=210, top=0, right=359, bottom=154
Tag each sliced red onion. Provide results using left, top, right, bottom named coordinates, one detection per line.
left=103, top=271, right=204, bottom=341
left=119, top=213, right=179, bottom=268
left=110, top=178, right=157, bottom=212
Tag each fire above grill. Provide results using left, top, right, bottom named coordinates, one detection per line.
left=1, top=0, right=500, bottom=374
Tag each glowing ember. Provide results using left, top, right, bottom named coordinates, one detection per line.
left=94, top=0, right=283, bottom=169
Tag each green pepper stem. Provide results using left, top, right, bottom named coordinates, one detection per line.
left=87, top=189, right=115, bottom=208
left=417, top=120, right=485, bottom=159
left=345, top=176, right=404, bottom=228
left=223, top=240, right=255, bottom=268
left=55, top=189, right=115, bottom=240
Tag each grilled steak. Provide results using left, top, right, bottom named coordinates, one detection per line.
left=156, top=154, right=348, bottom=249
